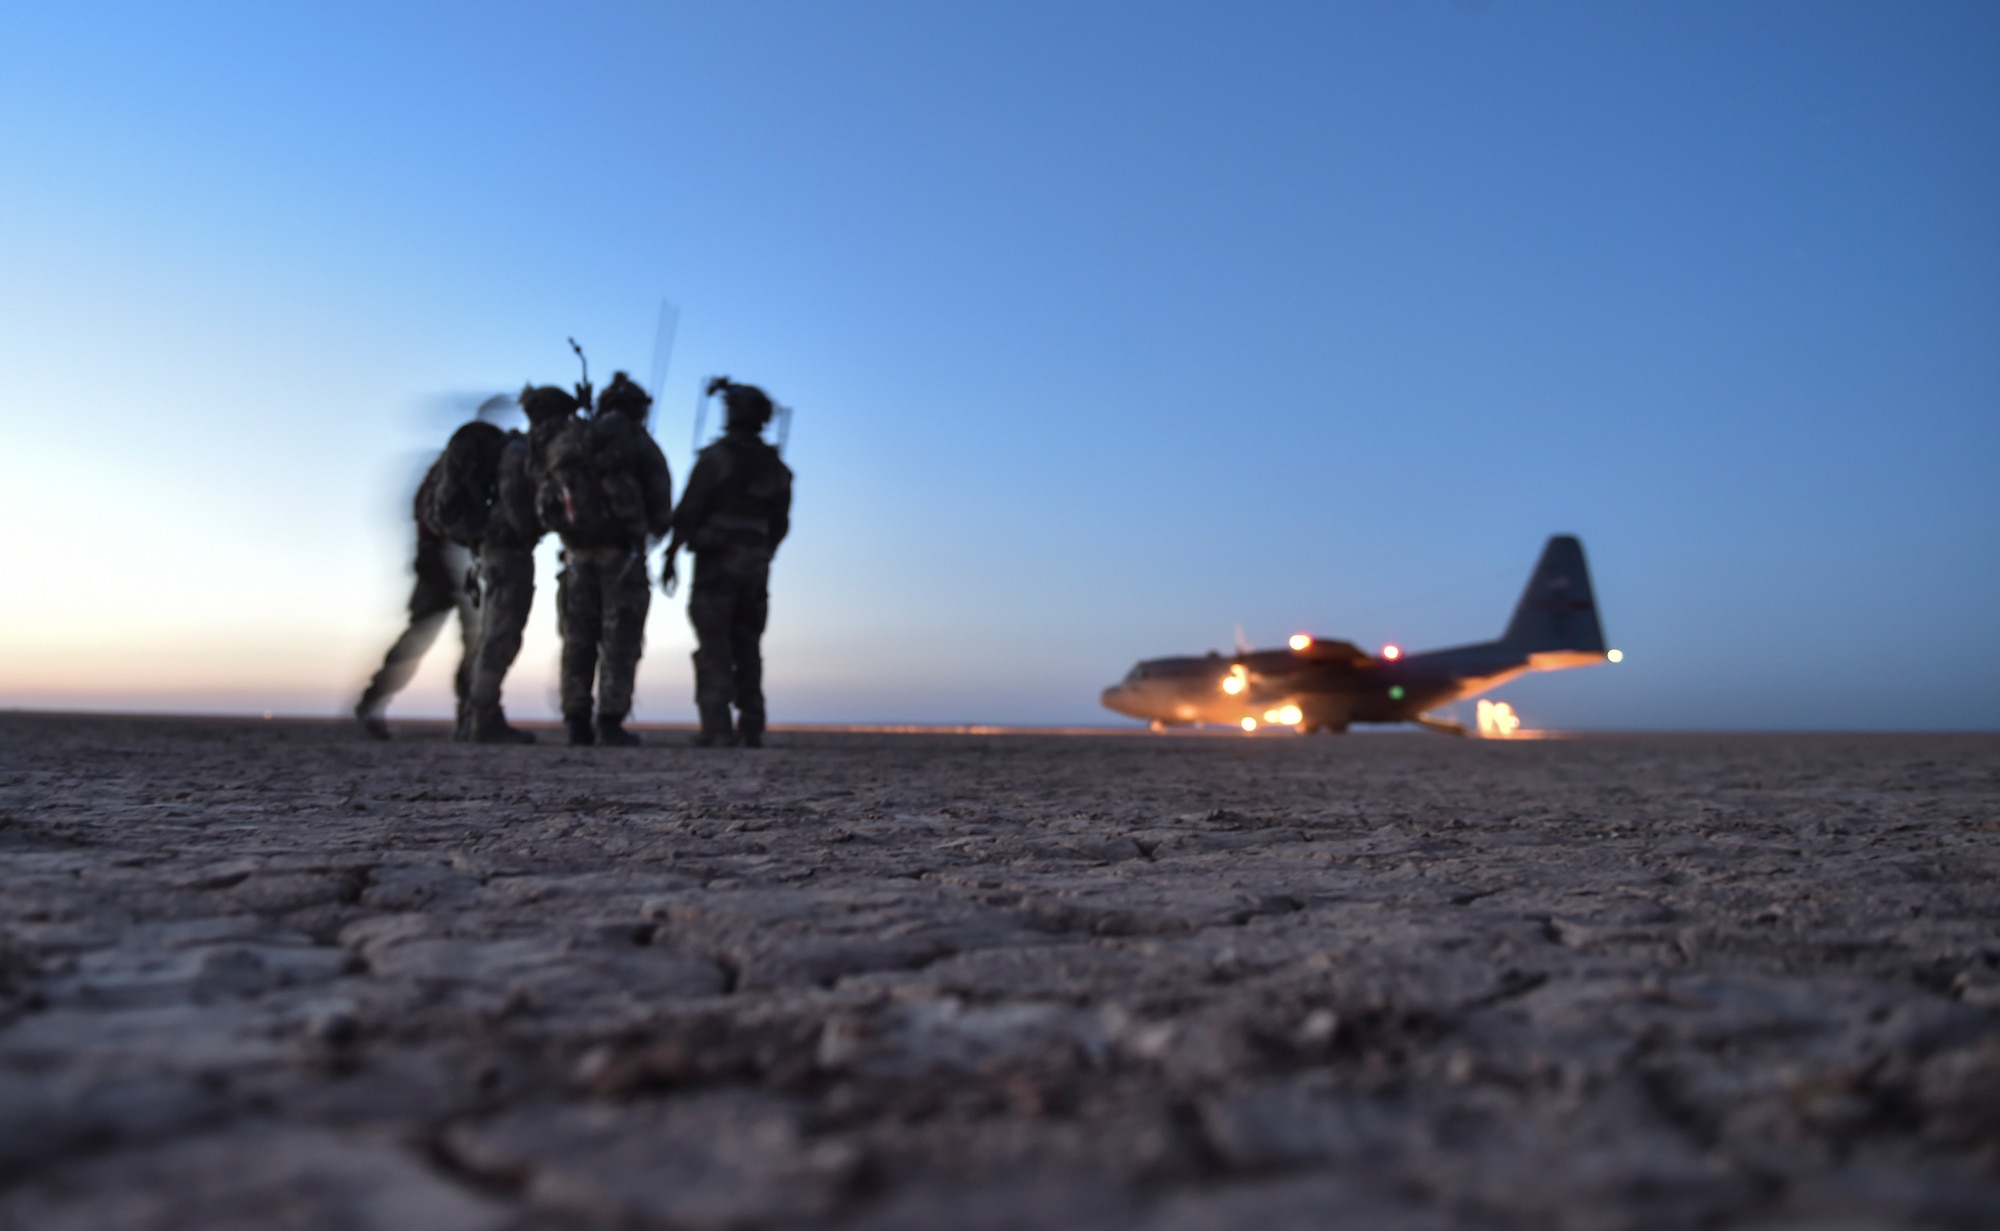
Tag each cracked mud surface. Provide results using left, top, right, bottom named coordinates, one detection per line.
left=1, top=713, right=1996, bottom=1229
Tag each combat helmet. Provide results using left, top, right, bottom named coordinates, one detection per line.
left=708, top=377, right=774, bottom=430
left=597, top=371, right=653, bottom=422
left=518, top=384, right=580, bottom=425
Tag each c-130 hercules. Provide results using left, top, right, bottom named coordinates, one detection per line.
left=1100, top=535, right=1618, bottom=735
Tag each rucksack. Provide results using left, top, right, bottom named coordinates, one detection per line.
left=533, top=413, right=653, bottom=543
left=421, top=421, right=508, bottom=547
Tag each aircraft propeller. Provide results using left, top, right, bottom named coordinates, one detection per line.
left=409, top=390, right=522, bottom=434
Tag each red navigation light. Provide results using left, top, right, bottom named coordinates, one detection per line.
left=1381, top=644, right=1402, bottom=661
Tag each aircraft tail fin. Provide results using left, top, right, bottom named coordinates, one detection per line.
left=1500, top=535, right=1606, bottom=655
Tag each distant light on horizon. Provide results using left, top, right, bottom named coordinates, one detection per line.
left=1289, top=634, right=1312, bottom=651
left=1381, top=644, right=1402, bottom=660
left=1240, top=716, right=1258, bottom=732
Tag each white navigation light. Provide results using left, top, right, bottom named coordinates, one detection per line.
left=1277, top=704, right=1303, bottom=725
left=1607, top=649, right=1624, bottom=663
left=1240, top=717, right=1258, bottom=732
left=1381, top=644, right=1402, bottom=660
left=1289, top=634, right=1312, bottom=651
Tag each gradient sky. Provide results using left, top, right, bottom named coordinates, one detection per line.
left=2, top=2, right=1995, bottom=730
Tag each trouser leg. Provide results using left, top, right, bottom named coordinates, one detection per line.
left=359, top=534, right=461, bottom=717
left=730, top=571, right=770, bottom=740
left=688, top=573, right=738, bottom=741
left=594, top=548, right=650, bottom=722
left=557, top=551, right=603, bottom=722
left=450, top=560, right=478, bottom=713
left=466, top=546, right=534, bottom=708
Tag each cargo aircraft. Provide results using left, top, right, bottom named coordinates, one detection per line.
left=1100, top=535, right=1616, bottom=734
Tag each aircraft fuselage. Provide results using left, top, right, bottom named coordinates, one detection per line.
left=1099, top=535, right=1613, bottom=733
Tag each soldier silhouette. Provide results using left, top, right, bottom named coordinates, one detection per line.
left=662, top=378, right=792, bottom=747
left=534, top=371, right=674, bottom=746
left=459, top=384, right=581, bottom=744
left=354, top=419, right=508, bottom=740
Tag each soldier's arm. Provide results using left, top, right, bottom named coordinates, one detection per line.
left=494, top=442, right=541, bottom=544
left=668, top=450, right=731, bottom=544
left=769, top=466, right=792, bottom=552
left=659, top=450, right=728, bottom=591
left=638, top=434, right=674, bottom=541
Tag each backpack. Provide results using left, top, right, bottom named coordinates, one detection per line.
left=533, top=413, right=654, bottom=543
left=421, top=421, right=508, bottom=546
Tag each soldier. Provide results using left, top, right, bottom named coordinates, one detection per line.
left=458, top=384, right=581, bottom=744
left=354, top=419, right=508, bottom=740
left=661, top=379, right=792, bottom=748
left=536, top=372, right=674, bottom=746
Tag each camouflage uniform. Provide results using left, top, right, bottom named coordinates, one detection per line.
left=461, top=424, right=551, bottom=741
left=557, top=543, right=652, bottom=732
left=537, top=375, right=673, bottom=745
left=670, top=424, right=792, bottom=746
left=356, top=421, right=505, bottom=739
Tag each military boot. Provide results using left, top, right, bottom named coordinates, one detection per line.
left=565, top=714, right=596, bottom=747
left=737, top=718, right=764, bottom=749
left=597, top=716, right=642, bottom=747
left=471, top=704, right=536, bottom=745
left=692, top=703, right=737, bottom=747
left=353, top=698, right=390, bottom=742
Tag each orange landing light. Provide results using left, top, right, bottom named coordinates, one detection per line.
left=1289, top=634, right=1313, bottom=651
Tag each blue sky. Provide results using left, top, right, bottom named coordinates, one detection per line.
left=1, top=2, right=1994, bottom=729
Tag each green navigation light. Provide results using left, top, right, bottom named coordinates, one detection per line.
left=1389, top=685, right=1405, bottom=700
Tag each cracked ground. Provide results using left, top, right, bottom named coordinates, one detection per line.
left=1, top=713, right=1996, bottom=1229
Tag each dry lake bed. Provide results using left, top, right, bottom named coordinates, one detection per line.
left=0, top=713, right=1996, bottom=1229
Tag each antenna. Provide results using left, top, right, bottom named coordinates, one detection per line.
left=772, top=402, right=793, bottom=457
left=648, top=300, right=679, bottom=404
left=567, top=338, right=592, bottom=411
left=691, top=388, right=710, bottom=453
left=692, top=375, right=725, bottom=454
left=1234, top=624, right=1251, bottom=655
